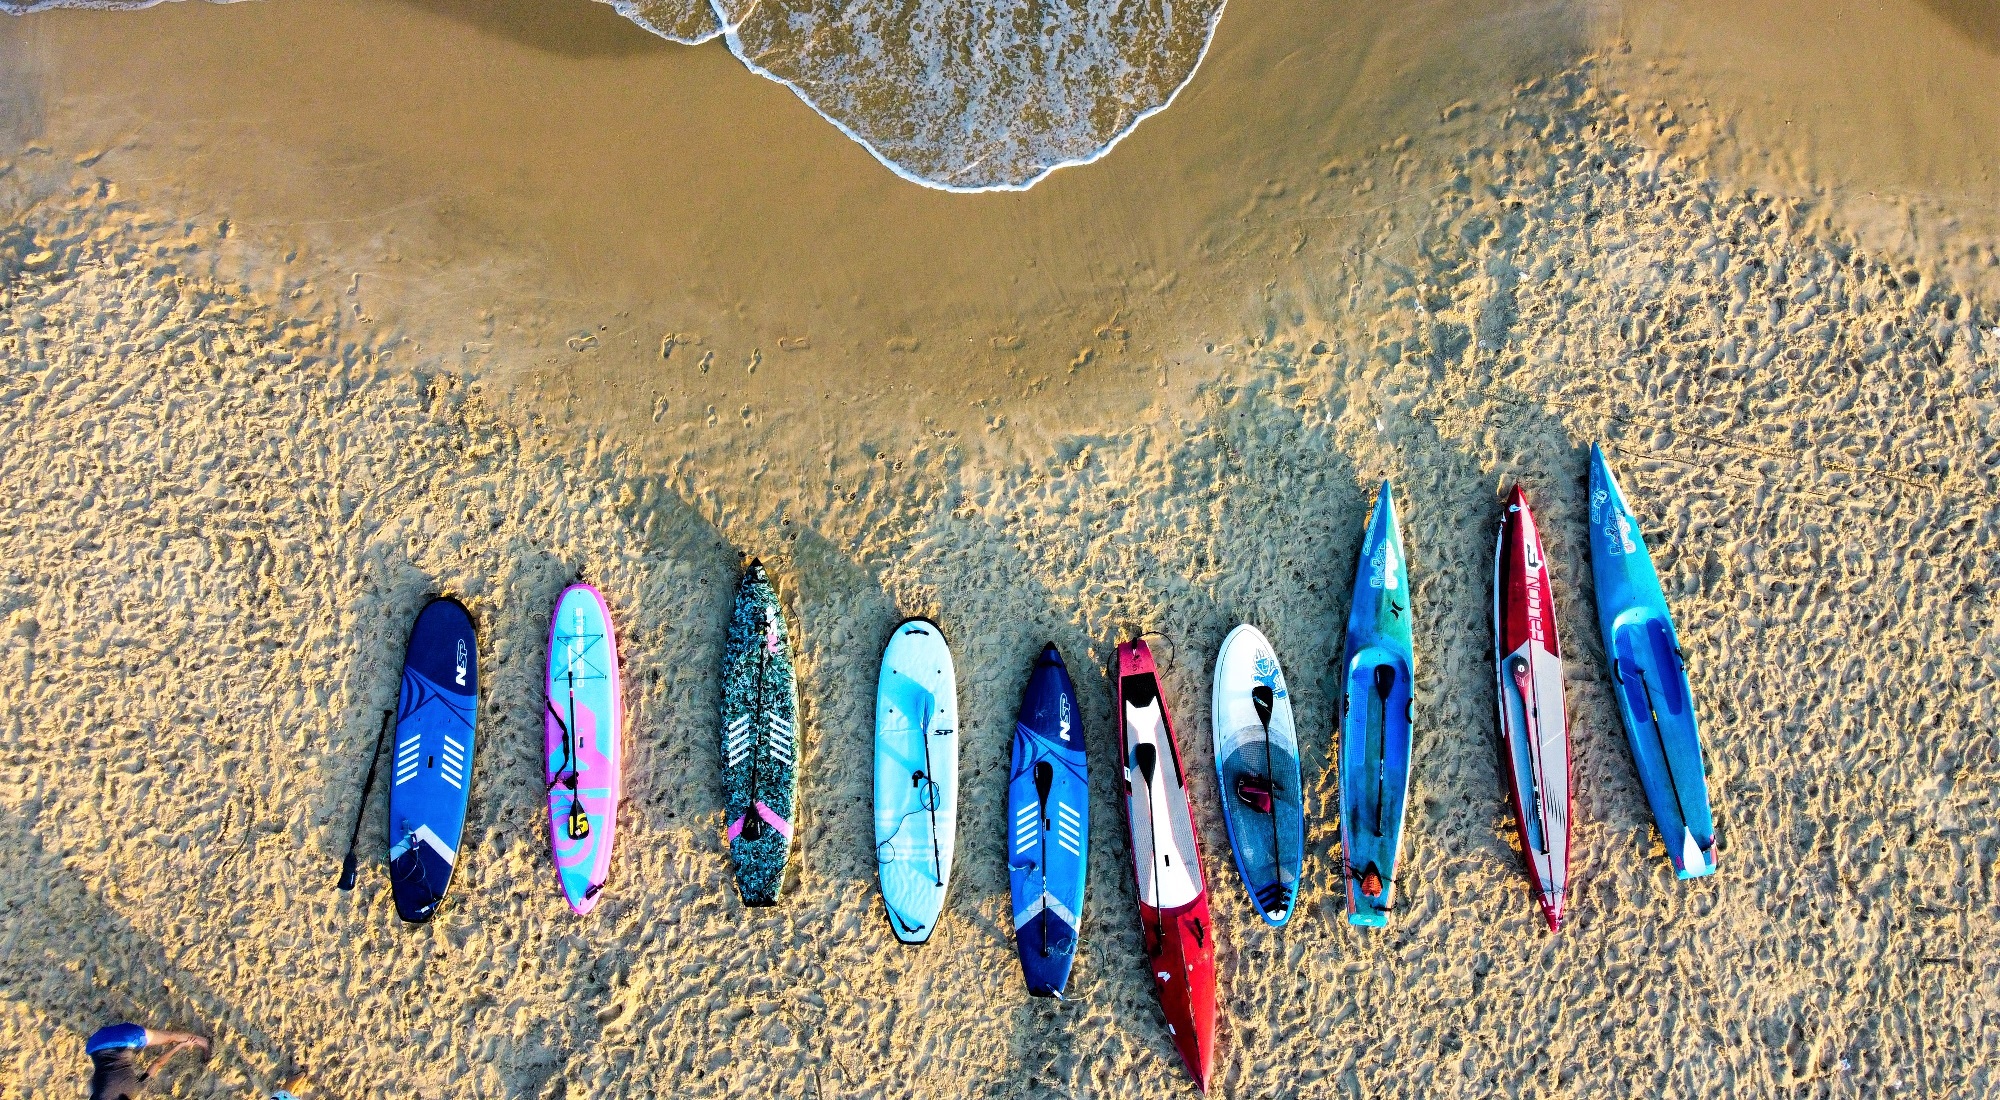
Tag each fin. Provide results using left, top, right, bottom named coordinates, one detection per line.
left=1678, top=827, right=1717, bottom=878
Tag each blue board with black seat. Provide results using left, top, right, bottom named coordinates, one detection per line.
left=1588, top=444, right=1718, bottom=879
left=1338, top=481, right=1416, bottom=928
left=1007, top=643, right=1088, bottom=997
left=387, top=596, right=480, bottom=923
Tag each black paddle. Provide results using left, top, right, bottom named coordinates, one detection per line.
left=337, top=709, right=395, bottom=890
left=1620, top=657, right=1695, bottom=841
left=562, top=665, right=590, bottom=841
left=1371, top=664, right=1396, bottom=837
left=1509, top=656, right=1551, bottom=856
left=1249, top=684, right=1285, bottom=908
left=1032, top=760, right=1054, bottom=957
left=1133, top=740, right=1166, bottom=957
left=742, top=610, right=772, bottom=842
left=916, top=695, right=944, bottom=888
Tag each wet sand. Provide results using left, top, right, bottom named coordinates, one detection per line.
left=2, top=1, right=1998, bottom=1097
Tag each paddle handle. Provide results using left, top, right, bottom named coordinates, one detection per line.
left=336, top=709, right=394, bottom=891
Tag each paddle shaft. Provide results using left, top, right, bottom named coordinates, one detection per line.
left=1250, top=685, right=1282, bottom=896
left=1369, top=666, right=1395, bottom=837
left=1033, top=760, right=1053, bottom=956
left=918, top=697, right=944, bottom=887
left=743, top=629, right=769, bottom=840
left=337, top=709, right=394, bottom=890
left=1623, top=659, right=1693, bottom=833
left=1509, top=656, right=1552, bottom=856
left=1133, top=739, right=1166, bottom=957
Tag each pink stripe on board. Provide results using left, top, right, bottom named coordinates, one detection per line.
left=727, top=804, right=794, bottom=842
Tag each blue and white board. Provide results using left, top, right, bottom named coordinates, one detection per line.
left=1212, top=624, right=1305, bottom=926
left=875, top=618, right=959, bottom=945
left=1007, top=644, right=1088, bottom=996
left=387, top=597, right=479, bottom=924
left=1588, top=445, right=1718, bottom=879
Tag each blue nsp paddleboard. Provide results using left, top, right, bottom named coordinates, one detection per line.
left=387, top=596, right=479, bottom=923
left=1007, top=644, right=1089, bottom=996
left=1588, top=445, right=1718, bottom=879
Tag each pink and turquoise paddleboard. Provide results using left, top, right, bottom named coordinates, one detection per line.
left=545, top=583, right=622, bottom=914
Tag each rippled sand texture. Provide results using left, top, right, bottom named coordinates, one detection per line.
left=3, top=55, right=1998, bottom=1097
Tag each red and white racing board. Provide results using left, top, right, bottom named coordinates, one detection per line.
left=1494, top=486, right=1574, bottom=932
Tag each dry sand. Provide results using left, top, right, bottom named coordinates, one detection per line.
left=1, top=1, right=1999, bottom=1097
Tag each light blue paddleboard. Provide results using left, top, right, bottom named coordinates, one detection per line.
left=875, top=618, right=959, bottom=945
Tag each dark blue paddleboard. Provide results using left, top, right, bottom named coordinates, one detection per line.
left=387, top=597, right=479, bottom=923
left=1007, top=644, right=1088, bottom=997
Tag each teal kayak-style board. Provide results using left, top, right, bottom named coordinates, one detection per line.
left=875, top=618, right=959, bottom=944
left=720, top=560, right=801, bottom=907
left=1337, top=481, right=1416, bottom=927
left=1588, top=445, right=1718, bottom=878
left=1212, top=624, right=1305, bottom=926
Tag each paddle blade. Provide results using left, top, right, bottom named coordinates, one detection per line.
left=1033, top=760, right=1054, bottom=806
left=337, top=850, right=359, bottom=891
left=1373, top=663, right=1396, bottom=698
left=1134, top=742, right=1158, bottom=785
left=1251, top=684, right=1274, bottom=730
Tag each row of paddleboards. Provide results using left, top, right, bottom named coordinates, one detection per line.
left=363, top=445, right=1716, bottom=1092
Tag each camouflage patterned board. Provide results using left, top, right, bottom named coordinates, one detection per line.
left=720, top=560, right=801, bottom=907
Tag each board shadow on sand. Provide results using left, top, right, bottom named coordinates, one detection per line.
left=390, top=0, right=679, bottom=59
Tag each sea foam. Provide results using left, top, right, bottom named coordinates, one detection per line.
left=603, top=0, right=1228, bottom=191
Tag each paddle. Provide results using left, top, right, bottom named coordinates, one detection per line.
left=916, top=694, right=945, bottom=888
left=1249, top=684, right=1285, bottom=909
left=1619, top=657, right=1696, bottom=844
left=337, top=709, right=395, bottom=890
left=1509, top=656, right=1551, bottom=856
left=1133, top=739, right=1166, bottom=957
left=562, top=665, right=590, bottom=841
left=1032, top=760, right=1054, bottom=957
left=742, top=608, right=772, bottom=842
left=1370, top=664, right=1396, bottom=837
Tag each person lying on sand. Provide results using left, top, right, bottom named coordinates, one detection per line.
left=84, top=1023, right=208, bottom=1100
left=85, top=1023, right=312, bottom=1100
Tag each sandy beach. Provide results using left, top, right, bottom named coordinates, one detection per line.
left=1, top=0, right=1997, bottom=1096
